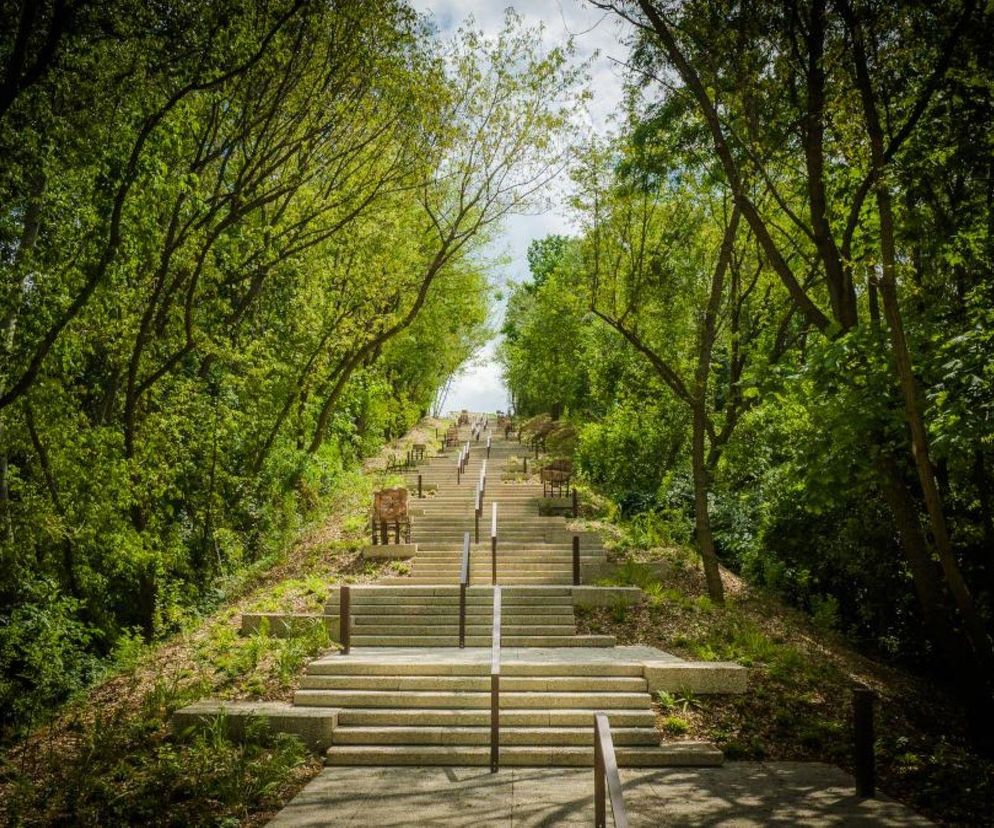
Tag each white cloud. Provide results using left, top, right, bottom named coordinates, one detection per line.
left=410, top=0, right=629, bottom=413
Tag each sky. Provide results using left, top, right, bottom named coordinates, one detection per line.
left=410, top=0, right=629, bottom=415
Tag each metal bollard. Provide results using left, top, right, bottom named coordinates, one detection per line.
left=572, top=535, right=580, bottom=585
left=853, top=686, right=875, bottom=797
left=340, top=585, right=351, bottom=655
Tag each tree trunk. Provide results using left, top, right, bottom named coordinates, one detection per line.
left=692, top=401, right=724, bottom=603
left=877, top=455, right=963, bottom=663
left=138, top=566, right=157, bottom=643
left=974, top=451, right=994, bottom=597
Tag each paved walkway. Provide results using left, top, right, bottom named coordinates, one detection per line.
left=267, top=763, right=932, bottom=826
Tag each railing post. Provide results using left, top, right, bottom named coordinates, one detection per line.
left=594, top=716, right=605, bottom=828
left=487, top=435, right=492, bottom=458
left=573, top=535, right=580, bottom=586
left=853, top=686, right=876, bottom=798
left=418, top=473, right=422, bottom=499
left=490, top=585, right=501, bottom=774
left=491, top=502, right=498, bottom=586
left=523, top=456, right=527, bottom=475
left=474, top=485, right=481, bottom=544
left=572, top=488, right=578, bottom=518
left=340, top=585, right=350, bottom=655
left=594, top=713, right=628, bottom=828
left=459, top=532, right=470, bottom=648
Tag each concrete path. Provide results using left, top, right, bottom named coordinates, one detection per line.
left=267, top=763, right=932, bottom=826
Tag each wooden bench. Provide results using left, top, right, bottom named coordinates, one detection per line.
left=370, top=487, right=411, bottom=544
left=444, top=426, right=460, bottom=448
left=540, top=459, right=573, bottom=498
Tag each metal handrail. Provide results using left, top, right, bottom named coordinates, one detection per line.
left=340, top=584, right=351, bottom=655
left=490, top=585, right=501, bottom=773
left=491, top=501, right=498, bottom=586
left=475, top=485, right=482, bottom=543
left=594, top=713, right=628, bottom=828
left=459, top=531, right=470, bottom=648
left=573, top=535, right=581, bottom=586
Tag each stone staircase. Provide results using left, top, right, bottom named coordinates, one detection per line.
left=296, top=652, right=722, bottom=767
left=376, top=433, right=607, bottom=587
left=180, top=415, right=746, bottom=770
left=325, top=585, right=614, bottom=647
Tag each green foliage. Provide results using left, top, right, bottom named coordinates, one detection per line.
left=2, top=691, right=312, bottom=825
left=655, top=689, right=701, bottom=715
left=660, top=715, right=689, bottom=735
left=0, top=4, right=584, bottom=737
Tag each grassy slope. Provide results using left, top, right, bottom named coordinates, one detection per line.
left=574, top=518, right=994, bottom=827
left=0, top=420, right=445, bottom=827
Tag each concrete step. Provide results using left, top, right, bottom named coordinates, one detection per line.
left=332, top=596, right=572, bottom=607
left=352, top=613, right=574, bottom=625
left=410, top=547, right=597, bottom=554
left=377, top=578, right=574, bottom=586
left=305, top=661, right=645, bottom=678
left=348, top=609, right=572, bottom=621
left=329, top=595, right=575, bottom=610
left=410, top=565, right=578, bottom=574
left=334, top=708, right=656, bottom=727
left=295, top=689, right=646, bottom=710
left=333, top=586, right=572, bottom=596
left=345, top=634, right=613, bottom=647
left=402, top=577, right=576, bottom=584
left=300, top=675, right=645, bottom=692
left=324, top=743, right=723, bottom=767
left=349, top=625, right=577, bottom=637
left=331, top=725, right=660, bottom=746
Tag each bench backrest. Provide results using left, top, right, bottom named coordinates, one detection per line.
left=540, top=459, right=573, bottom=483
left=373, top=487, right=409, bottom=522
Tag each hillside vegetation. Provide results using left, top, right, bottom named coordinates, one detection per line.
left=574, top=503, right=994, bottom=825
left=0, top=423, right=435, bottom=825
left=0, top=2, right=582, bottom=740
left=501, top=0, right=994, bottom=761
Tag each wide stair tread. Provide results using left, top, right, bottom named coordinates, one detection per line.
left=324, top=744, right=723, bottom=767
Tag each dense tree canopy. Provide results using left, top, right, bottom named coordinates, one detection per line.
left=0, top=1, right=582, bottom=735
left=502, top=0, right=994, bottom=746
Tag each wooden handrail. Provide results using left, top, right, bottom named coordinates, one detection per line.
left=459, top=532, right=470, bottom=648
left=490, top=585, right=501, bottom=773
left=594, top=713, right=628, bottom=828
